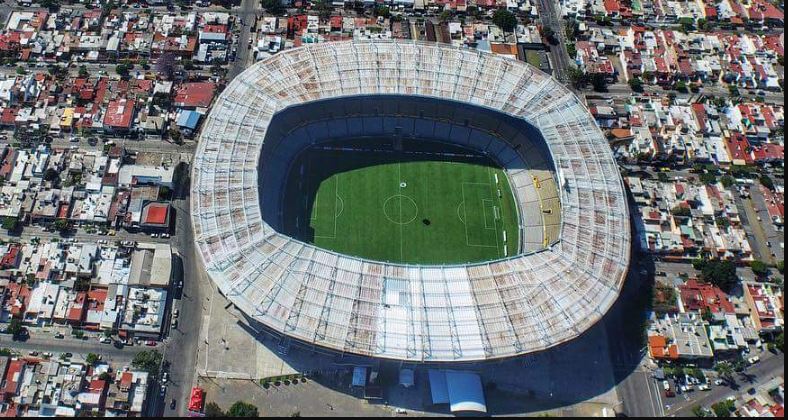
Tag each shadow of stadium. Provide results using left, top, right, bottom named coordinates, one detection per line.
left=231, top=245, right=652, bottom=416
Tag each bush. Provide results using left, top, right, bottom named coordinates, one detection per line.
left=227, top=401, right=258, bottom=417
left=750, top=260, right=769, bottom=277
left=205, top=402, right=224, bottom=417
left=671, top=206, right=691, bottom=217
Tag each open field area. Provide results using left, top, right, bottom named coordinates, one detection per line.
left=282, top=139, right=521, bottom=265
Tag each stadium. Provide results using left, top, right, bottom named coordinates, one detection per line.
left=191, top=40, right=631, bottom=362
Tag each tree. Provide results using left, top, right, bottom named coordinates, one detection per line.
left=132, top=350, right=163, bottom=376
left=1, top=217, right=19, bottom=232
left=692, top=405, right=709, bottom=417
left=156, top=53, right=177, bottom=80
left=53, top=218, right=70, bottom=233
left=699, top=171, right=717, bottom=185
left=99, top=372, right=112, bottom=381
left=750, top=260, right=769, bottom=277
left=227, top=401, right=258, bottom=417
left=628, top=77, right=644, bottom=93
left=205, top=402, right=225, bottom=417
left=711, top=400, right=735, bottom=417
left=115, top=63, right=131, bottom=77
left=86, top=353, right=100, bottom=365
left=778, top=260, right=784, bottom=274
left=542, top=26, right=558, bottom=45
left=568, top=67, right=588, bottom=89
left=720, top=175, right=734, bottom=188
left=15, top=66, right=26, bottom=76
left=261, top=0, right=285, bottom=15
left=312, top=0, right=332, bottom=20
left=78, top=65, right=89, bottom=78
left=698, top=259, right=738, bottom=292
left=759, top=174, right=775, bottom=191
left=492, top=9, right=517, bottom=33
left=714, top=362, right=735, bottom=383
left=373, top=5, right=390, bottom=18
left=43, top=168, right=60, bottom=183
left=715, top=217, right=730, bottom=230
left=5, top=318, right=23, bottom=338
left=671, top=206, right=691, bottom=217
left=590, top=73, right=608, bottom=92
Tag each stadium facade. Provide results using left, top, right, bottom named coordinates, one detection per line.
left=191, top=40, right=631, bottom=362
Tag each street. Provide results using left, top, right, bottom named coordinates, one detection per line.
left=667, top=353, right=784, bottom=416
left=537, top=0, right=573, bottom=83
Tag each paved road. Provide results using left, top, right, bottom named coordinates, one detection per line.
left=0, top=228, right=172, bottom=245
left=0, top=333, right=140, bottom=361
left=601, top=83, right=784, bottom=105
left=159, top=167, right=208, bottom=417
left=536, top=0, right=573, bottom=83
left=667, top=353, right=784, bottom=416
left=228, top=0, right=259, bottom=80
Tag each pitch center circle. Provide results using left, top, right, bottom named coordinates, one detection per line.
left=383, top=195, right=419, bottom=225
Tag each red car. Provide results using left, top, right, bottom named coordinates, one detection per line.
left=145, top=340, right=157, bottom=347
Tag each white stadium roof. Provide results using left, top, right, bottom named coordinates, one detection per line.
left=191, top=40, right=631, bottom=362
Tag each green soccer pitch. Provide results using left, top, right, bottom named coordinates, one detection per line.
left=281, top=140, right=521, bottom=265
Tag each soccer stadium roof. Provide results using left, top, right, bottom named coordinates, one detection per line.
left=191, top=40, right=631, bottom=362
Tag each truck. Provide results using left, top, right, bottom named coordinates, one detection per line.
left=188, top=387, right=205, bottom=414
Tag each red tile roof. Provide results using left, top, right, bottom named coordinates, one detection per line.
left=679, top=279, right=736, bottom=314
left=142, top=202, right=170, bottom=226
left=174, top=82, right=217, bottom=108
left=103, top=99, right=135, bottom=129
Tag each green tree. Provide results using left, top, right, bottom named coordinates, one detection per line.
left=227, top=401, right=258, bottom=417
left=628, top=77, right=644, bottom=92
left=692, top=405, right=709, bottom=417
left=132, top=350, right=163, bottom=376
left=777, top=260, right=784, bottom=274
left=1, top=217, right=19, bottom=232
left=261, top=0, right=285, bottom=15
left=715, top=217, right=730, bottom=230
left=759, top=174, right=775, bottom=191
left=671, top=206, right=691, bottom=217
left=711, top=400, right=735, bottom=417
left=86, top=353, right=100, bottom=365
left=590, top=73, right=609, bottom=92
left=714, top=362, right=735, bottom=383
left=312, top=0, right=331, bottom=20
left=750, top=260, right=769, bottom=277
left=568, top=67, right=587, bottom=89
left=492, top=9, right=517, bottom=33
left=720, top=175, right=734, bottom=188
left=78, top=65, right=89, bottom=78
left=15, top=66, right=25, bottom=76
left=373, top=5, right=391, bottom=18
left=5, top=318, right=23, bottom=338
left=698, top=259, right=738, bottom=292
left=699, top=171, right=717, bottom=185
left=53, top=218, right=70, bottom=233
left=205, top=402, right=224, bottom=417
